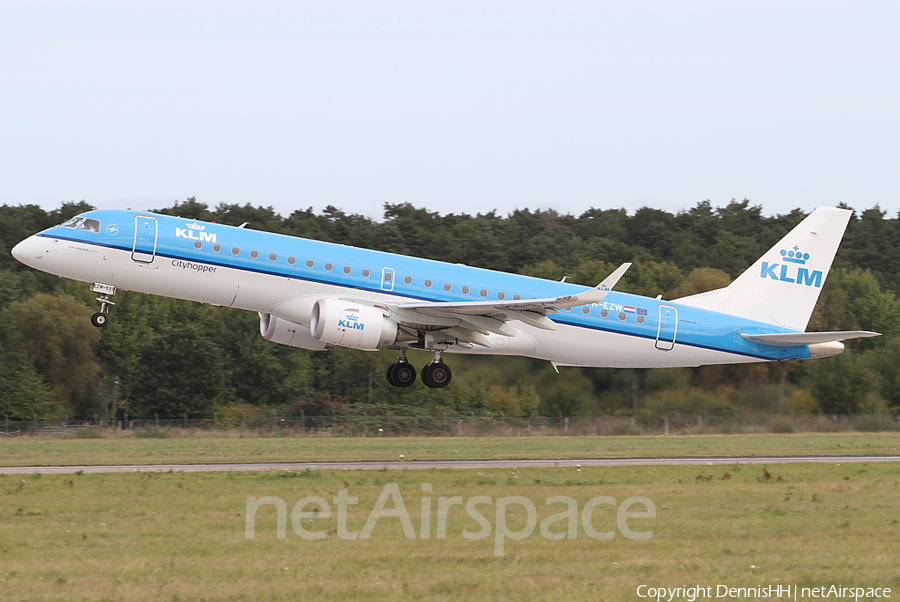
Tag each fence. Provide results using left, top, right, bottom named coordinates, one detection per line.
left=2, top=410, right=899, bottom=438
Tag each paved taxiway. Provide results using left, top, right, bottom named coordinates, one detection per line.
left=1, top=455, right=898, bottom=474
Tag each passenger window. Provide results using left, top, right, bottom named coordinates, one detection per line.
left=425, top=279, right=433, bottom=288
left=232, top=247, right=240, bottom=255
left=305, top=259, right=313, bottom=268
left=462, top=286, right=470, bottom=294
left=444, top=283, right=451, bottom=291
left=513, top=294, right=521, bottom=300
left=637, top=315, right=645, bottom=324
left=498, top=292, right=505, bottom=300
left=325, top=262, right=333, bottom=271
left=582, top=306, right=590, bottom=315
left=363, top=269, right=370, bottom=277
left=80, top=219, right=101, bottom=233
left=213, top=244, right=221, bottom=253
left=618, top=312, right=626, bottom=321
left=194, top=241, right=202, bottom=250
left=404, top=276, right=412, bottom=285
left=59, top=217, right=84, bottom=228
left=288, top=257, right=296, bottom=265
left=601, top=309, right=608, bottom=318
left=269, top=253, right=277, bottom=262
left=250, top=250, right=259, bottom=259
left=480, top=289, right=488, bottom=297
left=343, top=266, right=351, bottom=274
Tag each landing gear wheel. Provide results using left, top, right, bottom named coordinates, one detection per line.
left=90, top=312, right=108, bottom=328
left=393, top=362, right=417, bottom=387
left=422, top=362, right=452, bottom=388
left=387, top=362, right=417, bottom=388
left=386, top=363, right=398, bottom=386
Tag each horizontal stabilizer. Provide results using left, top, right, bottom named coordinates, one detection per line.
left=740, top=331, right=880, bottom=347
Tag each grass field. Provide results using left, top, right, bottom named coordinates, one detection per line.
left=2, top=432, right=900, bottom=468
left=1, top=462, right=898, bottom=601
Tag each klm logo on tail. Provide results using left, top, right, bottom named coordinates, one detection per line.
left=760, top=246, right=822, bottom=287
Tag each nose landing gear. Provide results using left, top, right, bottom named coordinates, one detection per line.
left=89, top=282, right=116, bottom=328
left=90, top=312, right=109, bottom=328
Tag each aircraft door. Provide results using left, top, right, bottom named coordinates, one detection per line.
left=655, top=305, right=677, bottom=351
left=132, top=216, right=158, bottom=264
left=381, top=267, right=395, bottom=292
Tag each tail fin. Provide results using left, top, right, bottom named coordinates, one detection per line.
left=673, top=207, right=852, bottom=331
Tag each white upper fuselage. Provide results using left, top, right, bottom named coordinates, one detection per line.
left=11, top=209, right=816, bottom=368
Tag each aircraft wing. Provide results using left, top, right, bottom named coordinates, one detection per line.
left=400, top=262, right=629, bottom=315
left=388, top=263, right=631, bottom=340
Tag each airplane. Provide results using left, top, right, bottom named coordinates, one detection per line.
left=10, top=206, right=879, bottom=388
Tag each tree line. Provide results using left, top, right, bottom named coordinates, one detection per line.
left=0, top=198, right=897, bottom=421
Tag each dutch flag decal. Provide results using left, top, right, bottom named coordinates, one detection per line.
left=624, top=306, right=636, bottom=313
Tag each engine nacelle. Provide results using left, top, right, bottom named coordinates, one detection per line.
left=309, top=299, right=398, bottom=350
left=259, top=313, right=327, bottom=351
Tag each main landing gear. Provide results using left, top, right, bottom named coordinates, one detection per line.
left=422, top=351, right=452, bottom=388
left=386, top=353, right=417, bottom=388
left=89, top=282, right=116, bottom=328
left=386, top=350, right=452, bottom=389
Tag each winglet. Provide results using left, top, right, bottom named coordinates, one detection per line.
left=596, top=262, right=631, bottom=296
left=559, top=262, right=631, bottom=307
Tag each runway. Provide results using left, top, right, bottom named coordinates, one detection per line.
left=1, top=454, right=898, bottom=474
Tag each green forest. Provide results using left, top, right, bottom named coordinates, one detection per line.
left=0, top=198, right=898, bottom=422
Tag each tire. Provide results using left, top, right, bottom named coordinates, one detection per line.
left=422, top=362, right=452, bottom=388
left=421, top=363, right=434, bottom=388
left=429, top=362, right=451, bottom=388
left=91, top=312, right=108, bottom=328
left=393, top=362, right=417, bottom=387
left=386, top=363, right=399, bottom=387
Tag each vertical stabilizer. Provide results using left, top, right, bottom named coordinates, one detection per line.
left=673, top=207, right=852, bottom=331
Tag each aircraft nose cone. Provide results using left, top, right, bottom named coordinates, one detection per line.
left=11, top=238, right=29, bottom=263
left=11, top=236, right=39, bottom=264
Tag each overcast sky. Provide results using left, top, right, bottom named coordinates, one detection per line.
left=2, top=1, right=898, bottom=220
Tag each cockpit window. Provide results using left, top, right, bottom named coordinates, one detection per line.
left=59, top=217, right=85, bottom=229
left=79, top=219, right=101, bottom=233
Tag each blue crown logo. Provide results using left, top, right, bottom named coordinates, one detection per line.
left=780, top=245, right=809, bottom=265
